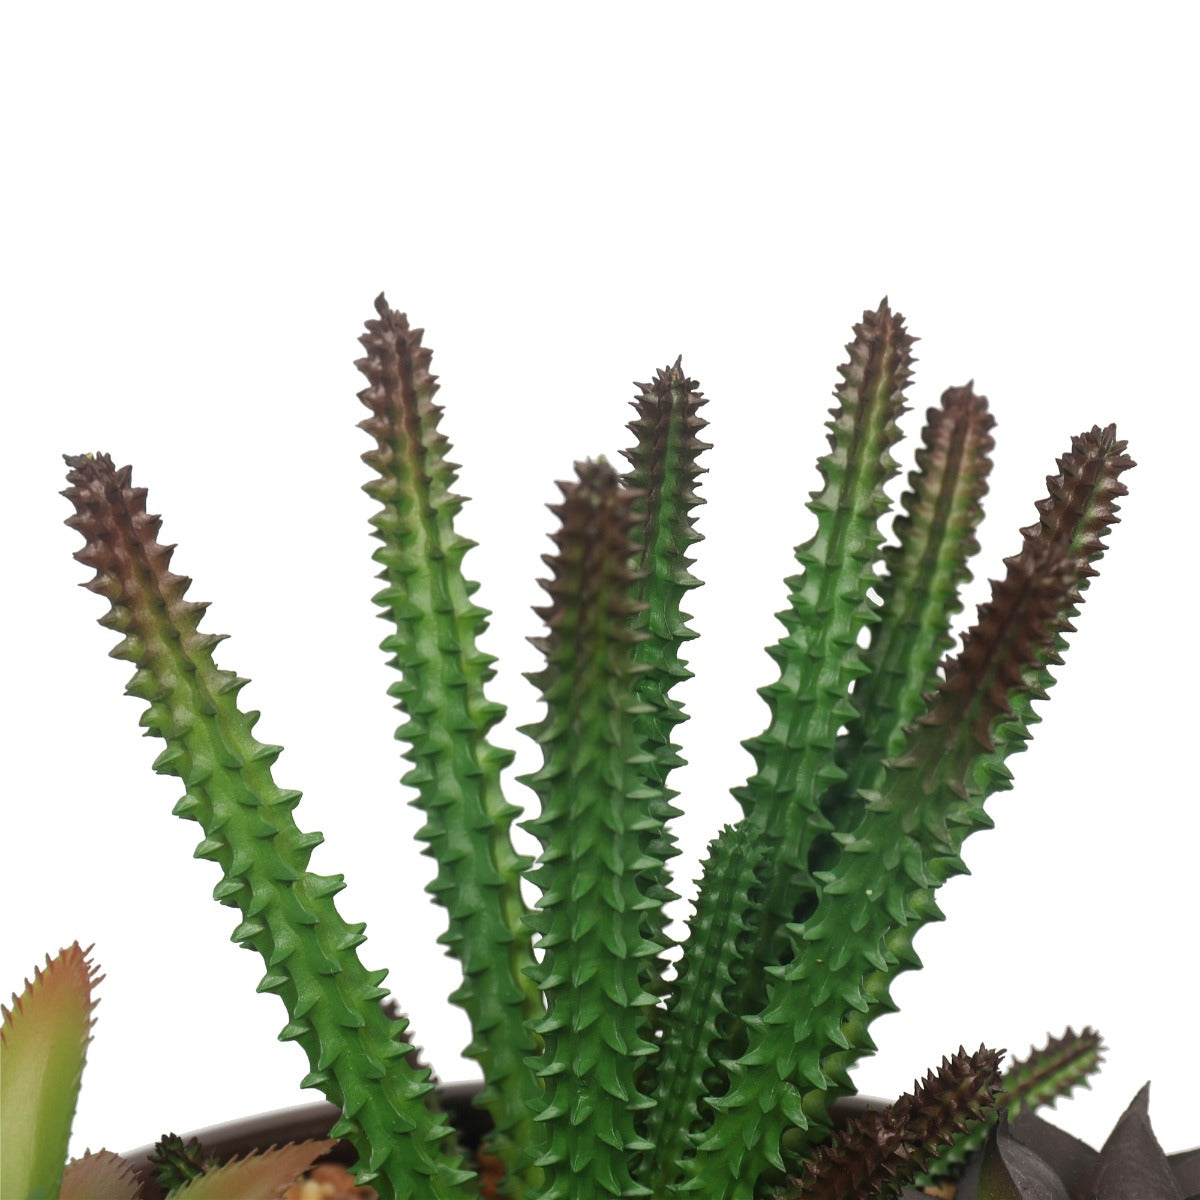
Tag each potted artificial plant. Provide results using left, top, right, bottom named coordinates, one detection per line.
left=3, top=298, right=1193, bottom=1200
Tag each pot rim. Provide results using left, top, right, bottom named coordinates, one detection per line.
left=119, top=1086, right=891, bottom=1199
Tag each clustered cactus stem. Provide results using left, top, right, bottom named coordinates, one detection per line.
left=781, top=1044, right=1005, bottom=1200
left=914, top=1026, right=1106, bottom=1187
left=60, top=297, right=1134, bottom=1200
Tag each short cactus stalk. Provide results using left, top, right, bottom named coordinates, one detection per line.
left=915, top=1026, right=1106, bottom=1186
left=779, top=1044, right=1005, bottom=1200
left=42, top=295, right=1167, bottom=1200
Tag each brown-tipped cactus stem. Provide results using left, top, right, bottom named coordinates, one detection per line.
left=781, top=1045, right=1003, bottom=1200
left=681, top=540, right=1107, bottom=1199
left=792, top=427, right=1132, bottom=1141
left=356, top=295, right=544, bottom=1190
left=643, top=823, right=772, bottom=1195
left=918, top=1026, right=1106, bottom=1186
left=62, top=455, right=472, bottom=1200
left=519, top=459, right=665, bottom=1200
left=818, top=383, right=995, bottom=857
left=621, top=359, right=709, bottom=1017
left=732, top=299, right=913, bottom=1012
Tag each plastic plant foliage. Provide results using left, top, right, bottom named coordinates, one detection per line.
left=779, top=1033, right=1197, bottom=1200
left=935, top=1085, right=1199, bottom=1200
left=0, top=944, right=333, bottom=1199
left=41, top=294, right=1184, bottom=1200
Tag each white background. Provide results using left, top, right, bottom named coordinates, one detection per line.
left=4, top=2, right=1196, bottom=1163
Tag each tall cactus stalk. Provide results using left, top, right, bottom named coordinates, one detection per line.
left=730, top=304, right=912, bottom=1014
left=678, top=427, right=1130, bottom=1198
left=621, top=359, right=709, bottom=979
left=62, top=454, right=473, bottom=1200
left=519, top=460, right=665, bottom=1200
left=59, top=297, right=1136, bottom=1200
left=817, top=383, right=995, bottom=853
left=355, top=296, right=544, bottom=1190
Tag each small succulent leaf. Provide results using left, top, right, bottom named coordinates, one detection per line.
left=1087, top=1085, right=1183, bottom=1200
left=163, top=1141, right=335, bottom=1200
left=975, top=1123, right=1069, bottom=1200
left=148, top=1134, right=216, bottom=1192
left=1168, top=1149, right=1200, bottom=1198
left=1, top=943, right=102, bottom=1200
left=1006, top=1113, right=1098, bottom=1199
left=60, top=1150, right=143, bottom=1200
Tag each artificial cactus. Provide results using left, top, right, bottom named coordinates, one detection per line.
left=356, top=299, right=544, bottom=1188
left=518, top=459, right=664, bottom=1200
left=780, top=1044, right=1005, bottom=1200
left=61, top=454, right=472, bottom=1200
left=43, top=295, right=1173, bottom=1200
left=914, top=1026, right=1106, bottom=1187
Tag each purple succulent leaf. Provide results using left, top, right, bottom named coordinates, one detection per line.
left=1168, top=1148, right=1200, bottom=1198
left=1086, top=1085, right=1183, bottom=1200
left=972, top=1122, right=1070, bottom=1200
left=1009, top=1111, right=1098, bottom=1198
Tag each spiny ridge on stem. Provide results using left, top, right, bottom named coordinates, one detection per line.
left=62, top=452, right=472, bottom=1200
left=519, top=459, right=665, bottom=1200
left=356, top=295, right=544, bottom=1193
left=781, top=1045, right=1004, bottom=1200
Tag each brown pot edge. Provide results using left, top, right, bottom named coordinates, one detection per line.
left=118, top=1086, right=890, bottom=1199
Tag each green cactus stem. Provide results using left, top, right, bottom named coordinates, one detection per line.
left=682, top=519, right=1113, bottom=1198
left=781, top=1045, right=1003, bottom=1200
left=356, top=295, right=545, bottom=1189
left=621, top=359, right=709, bottom=989
left=519, top=459, right=666, bottom=1200
left=642, top=823, right=772, bottom=1197
left=815, top=383, right=995, bottom=863
left=62, top=454, right=472, bottom=1200
left=734, top=299, right=913, bottom=1008
left=57, top=298, right=1140, bottom=1200
left=1001, top=1026, right=1105, bottom=1117
left=808, top=427, right=1134, bottom=1135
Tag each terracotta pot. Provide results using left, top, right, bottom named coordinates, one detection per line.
left=121, top=1085, right=887, bottom=1200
